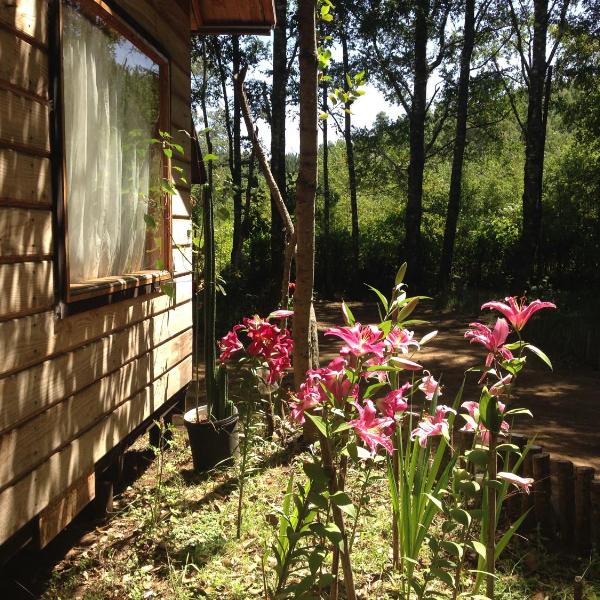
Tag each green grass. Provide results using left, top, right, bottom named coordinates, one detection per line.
left=41, top=429, right=600, bottom=599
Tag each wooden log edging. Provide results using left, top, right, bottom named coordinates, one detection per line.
left=499, top=432, right=599, bottom=554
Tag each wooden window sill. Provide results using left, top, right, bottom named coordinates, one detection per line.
left=67, top=270, right=171, bottom=303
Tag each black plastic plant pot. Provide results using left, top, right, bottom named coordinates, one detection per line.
left=183, top=407, right=239, bottom=472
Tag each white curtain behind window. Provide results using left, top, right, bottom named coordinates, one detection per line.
left=63, top=3, right=160, bottom=282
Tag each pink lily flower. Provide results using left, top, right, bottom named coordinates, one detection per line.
left=384, top=327, right=419, bottom=354
left=307, top=357, right=357, bottom=405
left=218, top=328, right=244, bottom=362
left=418, top=371, right=441, bottom=401
left=464, top=318, right=514, bottom=367
left=497, top=471, right=534, bottom=494
left=348, top=400, right=394, bottom=455
left=289, top=382, right=321, bottom=425
left=377, top=383, right=410, bottom=419
left=460, top=400, right=509, bottom=444
left=410, top=405, right=455, bottom=447
left=489, top=374, right=513, bottom=396
left=325, top=323, right=386, bottom=359
left=481, top=296, right=556, bottom=331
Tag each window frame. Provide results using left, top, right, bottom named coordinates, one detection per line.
left=51, top=0, right=172, bottom=316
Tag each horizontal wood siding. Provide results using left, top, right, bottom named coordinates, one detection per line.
left=0, top=260, right=54, bottom=320
left=0, top=28, right=48, bottom=97
left=0, top=207, right=52, bottom=259
left=0, top=355, right=192, bottom=543
left=0, top=0, right=48, bottom=45
left=0, top=0, right=193, bottom=547
left=0, top=89, right=49, bottom=152
left=0, top=328, right=192, bottom=490
left=0, top=149, right=51, bottom=206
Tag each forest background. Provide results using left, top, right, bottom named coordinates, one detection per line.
left=190, top=0, right=600, bottom=367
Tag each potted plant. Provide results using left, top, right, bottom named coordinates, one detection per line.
left=184, top=171, right=238, bottom=472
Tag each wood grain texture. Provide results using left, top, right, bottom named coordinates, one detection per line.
left=0, top=260, right=53, bottom=320
left=0, top=300, right=193, bottom=433
left=0, top=279, right=192, bottom=378
left=0, top=355, right=192, bottom=544
left=171, top=188, right=192, bottom=217
left=0, top=89, right=49, bottom=152
left=0, top=28, right=48, bottom=97
left=172, top=217, right=191, bottom=246
left=38, top=471, right=95, bottom=548
left=172, top=243, right=192, bottom=276
left=0, top=0, right=48, bottom=45
left=0, top=328, right=192, bottom=490
left=0, top=207, right=52, bottom=258
left=0, top=149, right=51, bottom=205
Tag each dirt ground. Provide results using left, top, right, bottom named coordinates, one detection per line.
left=315, top=300, right=600, bottom=471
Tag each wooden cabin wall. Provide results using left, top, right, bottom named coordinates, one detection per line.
left=0, top=0, right=193, bottom=546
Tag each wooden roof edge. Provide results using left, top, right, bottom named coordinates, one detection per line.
left=190, top=0, right=276, bottom=36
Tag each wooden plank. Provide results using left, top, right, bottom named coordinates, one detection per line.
left=0, top=89, right=49, bottom=152
left=172, top=217, right=191, bottom=246
left=0, top=300, right=192, bottom=433
left=0, top=207, right=52, bottom=258
left=0, top=355, right=192, bottom=545
left=0, top=0, right=48, bottom=45
left=172, top=244, right=192, bottom=276
left=0, top=278, right=192, bottom=378
left=0, top=260, right=53, bottom=320
left=38, top=471, right=95, bottom=548
left=0, top=29, right=48, bottom=98
left=171, top=188, right=192, bottom=217
left=171, top=91, right=192, bottom=132
left=0, top=328, right=192, bottom=489
left=0, top=149, right=51, bottom=205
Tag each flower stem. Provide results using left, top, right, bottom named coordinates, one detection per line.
left=486, top=431, right=498, bottom=599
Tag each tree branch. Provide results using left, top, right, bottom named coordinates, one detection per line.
left=235, top=66, right=296, bottom=308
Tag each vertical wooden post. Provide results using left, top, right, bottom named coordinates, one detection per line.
left=95, top=469, right=114, bottom=521
left=591, top=480, right=600, bottom=551
left=94, top=454, right=124, bottom=521
left=149, top=421, right=160, bottom=448
left=532, top=453, right=552, bottom=539
left=521, top=445, right=543, bottom=531
left=575, top=466, right=595, bottom=555
left=550, top=459, right=575, bottom=548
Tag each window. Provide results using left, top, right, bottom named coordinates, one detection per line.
left=57, top=0, right=170, bottom=305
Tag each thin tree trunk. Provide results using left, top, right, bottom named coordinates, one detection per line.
left=200, top=40, right=214, bottom=198
left=322, top=82, right=331, bottom=296
left=405, top=0, right=429, bottom=286
left=235, top=68, right=296, bottom=309
left=520, top=0, right=548, bottom=285
left=341, top=30, right=359, bottom=273
left=439, top=0, right=476, bottom=290
left=242, top=148, right=255, bottom=238
left=294, top=0, right=319, bottom=386
left=270, top=0, right=288, bottom=287
left=231, top=36, right=243, bottom=268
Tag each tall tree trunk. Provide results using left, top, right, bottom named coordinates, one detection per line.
left=520, top=0, right=548, bottom=285
left=439, top=0, right=476, bottom=290
left=341, top=30, right=359, bottom=274
left=322, top=82, right=331, bottom=296
left=200, top=40, right=214, bottom=198
left=214, top=38, right=235, bottom=198
left=231, top=36, right=243, bottom=268
left=271, top=0, right=288, bottom=287
left=405, top=0, right=429, bottom=286
left=294, top=0, right=319, bottom=387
